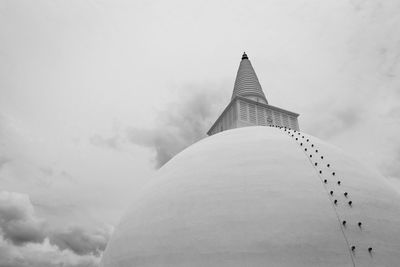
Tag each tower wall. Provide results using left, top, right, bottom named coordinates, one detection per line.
left=236, top=99, right=299, bottom=130
left=208, top=97, right=299, bottom=136
left=207, top=102, right=238, bottom=136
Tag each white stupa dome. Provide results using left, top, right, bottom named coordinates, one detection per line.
left=101, top=127, right=400, bottom=267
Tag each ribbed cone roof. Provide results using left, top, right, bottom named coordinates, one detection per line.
left=231, top=53, right=267, bottom=103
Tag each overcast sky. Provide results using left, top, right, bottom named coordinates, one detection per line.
left=1, top=0, right=400, bottom=266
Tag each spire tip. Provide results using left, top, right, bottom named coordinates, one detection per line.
left=242, top=52, right=248, bottom=60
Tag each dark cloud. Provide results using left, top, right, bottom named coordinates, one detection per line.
left=0, top=191, right=111, bottom=267
left=0, top=236, right=101, bottom=267
left=127, top=84, right=226, bottom=168
left=50, top=226, right=110, bottom=256
left=0, top=191, right=46, bottom=245
left=2, top=219, right=46, bottom=245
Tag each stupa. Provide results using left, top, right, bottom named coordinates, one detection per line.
left=101, top=53, right=400, bottom=267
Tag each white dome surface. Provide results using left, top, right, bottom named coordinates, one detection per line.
left=101, top=127, right=400, bottom=267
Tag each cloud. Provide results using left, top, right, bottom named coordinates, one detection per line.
left=39, top=166, right=54, bottom=176
left=0, top=191, right=111, bottom=267
left=0, top=191, right=46, bottom=245
left=50, top=226, right=110, bottom=256
left=90, top=120, right=125, bottom=151
left=307, top=106, right=364, bottom=139
left=0, top=236, right=100, bottom=267
left=0, top=157, right=11, bottom=170
left=127, top=84, right=226, bottom=168
left=89, top=135, right=121, bottom=151
left=334, top=108, right=362, bottom=130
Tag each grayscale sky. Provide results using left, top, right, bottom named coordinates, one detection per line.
left=1, top=0, right=400, bottom=266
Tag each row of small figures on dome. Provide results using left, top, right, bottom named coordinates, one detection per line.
left=281, top=126, right=374, bottom=256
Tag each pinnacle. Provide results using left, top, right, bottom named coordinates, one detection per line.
left=231, top=52, right=268, bottom=103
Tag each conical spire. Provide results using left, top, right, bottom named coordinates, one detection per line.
left=231, top=52, right=267, bottom=103
left=207, top=52, right=299, bottom=136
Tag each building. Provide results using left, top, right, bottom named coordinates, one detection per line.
left=208, top=53, right=299, bottom=135
left=101, top=54, right=400, bottom=267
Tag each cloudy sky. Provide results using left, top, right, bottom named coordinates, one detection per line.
left=1, top=0, right=400, bottom=266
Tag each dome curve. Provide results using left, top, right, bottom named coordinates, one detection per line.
left=101, top=127, right=400, bottom=267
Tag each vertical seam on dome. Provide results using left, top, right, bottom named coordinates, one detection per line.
left=274, top=126, right=356, bottom=267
